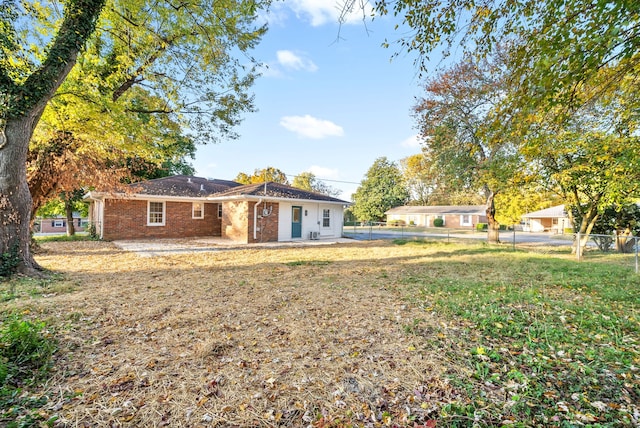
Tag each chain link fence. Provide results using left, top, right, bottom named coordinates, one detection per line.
left=343, top=223, right=640, bottom=273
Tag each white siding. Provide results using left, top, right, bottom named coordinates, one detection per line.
left=278, top=202, right=344, bottom=241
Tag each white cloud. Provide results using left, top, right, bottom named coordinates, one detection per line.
left=276, top=50, right=318, bottom=72
left=307, top=165, right=339, bottom=179
left=286, top=0, right=372, bottom=26
left=280, top=115, right=344, bottom=139
left=400, top=134, right=422, bottom=149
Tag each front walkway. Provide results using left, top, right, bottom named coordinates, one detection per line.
left=113, top=236, right=357, bottom=257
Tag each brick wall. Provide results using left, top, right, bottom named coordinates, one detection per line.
left=102, top=199, right=222, bottom=240
left=249, top=202, right=279, bottom=243
left=220, top=201, right=280, bottom=243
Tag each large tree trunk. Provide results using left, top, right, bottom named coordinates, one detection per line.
left=65, top=198, right=76, bottom=236
left=486, top=190, right=500, bottom=244
left=574, top=205, right=599, bottom=255
left=0, top=0, right=106, bottom=276
left=1, top=118, right=42, bottom=275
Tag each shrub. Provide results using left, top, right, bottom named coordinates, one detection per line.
left=0, top=242, right=20, bottom=279
left=388, top=220, right=406, bottom=227
left=0, top=315, right=56, bottom=386
left=87, top=222, right=98, bottom=239
left=434, top=218, right=444, bottom=227
left=476, top=223, right=488, bottom=231
left=499, top=224, right=507, bottom=231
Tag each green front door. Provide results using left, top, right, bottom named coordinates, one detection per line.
left=291, top=206, right=302, bottom=238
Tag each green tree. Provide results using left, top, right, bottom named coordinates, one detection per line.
left=351, top=157, right=409, bottom=222
left=235, top=167, right=289, bottom=185
left=292, top=172, right=342, bottom=197
left=413, top=55, right=521, bottom=243
left=1, top=0, right=270, bottom=275
left=346, top=0, right=639, bottom=114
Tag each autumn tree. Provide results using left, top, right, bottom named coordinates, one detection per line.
left=1, top=0, right=270, bottom=275
left=235, top=167, right=289, bottom=185
left=413, top=55, right=520, bottom=243
left=292, top=172, right=342, bottom=198
left=344, top=0, right=639, bottom=115
left=351, top=157, right=409, bottom=222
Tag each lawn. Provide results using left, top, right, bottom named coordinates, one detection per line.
left=1, top=239, right=639, bottom=427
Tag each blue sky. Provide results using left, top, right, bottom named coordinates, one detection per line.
left=192, top=0, right=426, bottom=200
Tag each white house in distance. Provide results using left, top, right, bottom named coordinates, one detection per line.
left=385, top=205, right=487, bottom=228
left=521, top=204, right=571, bottom=233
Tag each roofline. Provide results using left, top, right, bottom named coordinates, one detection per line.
left=86, top=191, right=351, bottom=206
left=206, top=194, right=351, bottom=205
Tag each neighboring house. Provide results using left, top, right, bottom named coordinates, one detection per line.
left=385, top=205, right=487, bottom=228
left=85, top=175, right=349, bottom=243
left=522, top=205, right=571, bottom=233
left=35, top=213, right=88, bottom=234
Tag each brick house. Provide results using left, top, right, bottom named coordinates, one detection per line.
left=35, top=214, right=88, bottom=234
left=85, top=175, right=349, bottom=243
left=385, top=205, right=488, bottom=228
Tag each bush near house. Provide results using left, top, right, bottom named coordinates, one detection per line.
left=434, top=218, right=444, bottom=227
left=476, top=223, right=488, bottom=231
left=388, top=220, right=407, bottom=227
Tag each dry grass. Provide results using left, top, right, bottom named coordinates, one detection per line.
left=8, top=240, right=472, bottom=427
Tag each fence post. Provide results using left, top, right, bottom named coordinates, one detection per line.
left=513, top=226, right=516, bottom=251
left=368, top=223, right=372, bottom=241
left=576, top=232, right=581, bottom=261
left=634, top=237, right=638, bottom=273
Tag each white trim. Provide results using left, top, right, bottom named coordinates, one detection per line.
left=460, top=214, right=472, bottom=226
left=147, top=201, right=166, bottom=226
left=192, top=202, right=204, bottom=219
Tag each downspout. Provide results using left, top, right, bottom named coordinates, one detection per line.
left=253, top=198, right=263, bottom=240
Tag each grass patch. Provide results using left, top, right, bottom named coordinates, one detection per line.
left=1, top=313, right=57, bottom=427
left=398, top=244, right=639, bottom=426
left=1, top=275, right=73, bottom=302
left=34, top=234, right=93, bottom=243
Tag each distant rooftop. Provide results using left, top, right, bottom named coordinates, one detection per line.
left=522, top=205, right=567, bottom=219
left=385, top=205, right=487, bottom=215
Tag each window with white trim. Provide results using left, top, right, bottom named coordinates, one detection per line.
left=322, top=209, right=330, bottom=228
left=192, top=202, right=204, bottom=219
left=148, top=201, right=165, bottom=226
left=460, top=214, right=472, bottom=226
left=53, top=220, right=65, bottom=228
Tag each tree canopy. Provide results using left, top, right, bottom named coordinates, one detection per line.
left=291, top=172, right=342, bottom=198
left=1, top=0, right=271, bottom=275
left=235, top=167, right=289, bottom=185
left=351, top=157, right=409, bottom=222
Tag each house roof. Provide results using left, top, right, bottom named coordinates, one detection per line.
left=521, top=204, right=567, bottom=219
left=385, top=205, right=487, bottom=215
left=128, top=175, right=241, bottom=197
left=210, top=182, right=349, bottom=204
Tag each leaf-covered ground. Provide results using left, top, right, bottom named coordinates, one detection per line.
left=2, top=239, right=639, bottom=427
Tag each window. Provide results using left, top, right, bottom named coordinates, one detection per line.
left=460, top=215, right=472, bottom=226
left=148, top=201, right=165, bottom=226
left=218, top=203, right=223, bottom=218
left=322, top=209, right=331, bottom=227
left=192, top=202, right=204, bottom=219
left=53, top=220, right=65, bottom=228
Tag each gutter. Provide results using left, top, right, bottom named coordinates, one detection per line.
left=253, top=198, right=263, bottom=240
